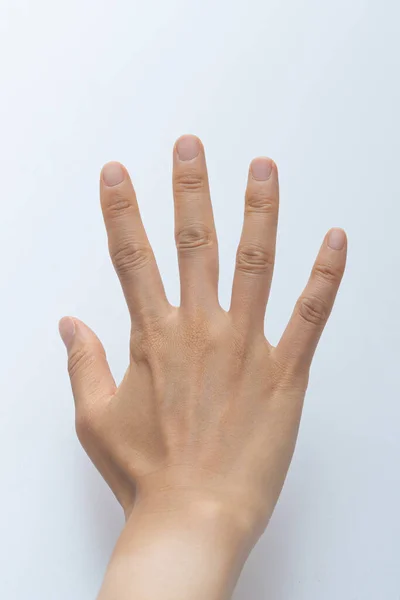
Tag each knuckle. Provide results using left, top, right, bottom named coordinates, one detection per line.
left=174, top=170, right=204, bottom=193
left=105, top=189, right=133, bottom=216
left=277, top=368, right=309, bottom=395
left=175, top=223, right=213, bottom=251
left=246, top=190, right=277, bottom=214
left=75, top=407, right=103, bottom=441
left=313, top=261, right=343, bottom=284
left=68, top=348, right=95, bottom=379
left=111, top=242, right=152, bottom=274
left=236, top=243, right=274, bottom=275
left=186, top=319, right=217, bottom=353
left=179, top=306, right=221, bottom=351
left=130, top=320, right=168, bottom=363
left=297, top=295, right=329, bottom=326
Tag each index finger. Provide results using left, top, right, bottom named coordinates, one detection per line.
left=100, top=162, right=169, bottom=323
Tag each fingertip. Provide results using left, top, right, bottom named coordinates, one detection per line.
left=174, top=134, right=202, bottom=161
left=101, top=161, right=126, bottom=187
left=59, top=316, right=76, bottom=351
left=59, top=317, right=97, bottom=347
left=327, top=228, right=347, bottom=251
left=249, top=157, right=276, bottom=181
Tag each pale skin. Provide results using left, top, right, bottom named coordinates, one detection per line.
left=59, top=134, right=347, bottom=600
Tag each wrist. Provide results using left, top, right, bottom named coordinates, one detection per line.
left=128, top=484, right=264, bottom=550
left=100, top=479, right=263, bottom=600
left=101, top=492, right=254, bottom=600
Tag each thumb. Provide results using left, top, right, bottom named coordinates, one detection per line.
left=58, top=317, right=116, bottom=409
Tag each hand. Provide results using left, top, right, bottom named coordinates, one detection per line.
left=59, top=135, right=346, bottom=598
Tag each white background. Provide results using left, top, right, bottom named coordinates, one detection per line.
left=0, top=0, right=399, bottom=598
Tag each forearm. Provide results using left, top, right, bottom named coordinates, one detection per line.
left=97, top=491, right=257, bottom=600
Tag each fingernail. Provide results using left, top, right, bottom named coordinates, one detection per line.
left=102, top=162, right=125, bottom=187
left=250, top=157, right=273, bottom=181
left=327, top=228, right=346, bottom=250
left=59, top=317, right=75, bottom=351
left=176, top=135, right=200, bottom=161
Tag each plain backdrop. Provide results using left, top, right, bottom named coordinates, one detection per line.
left=0, top=0, right=399, bottom=598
